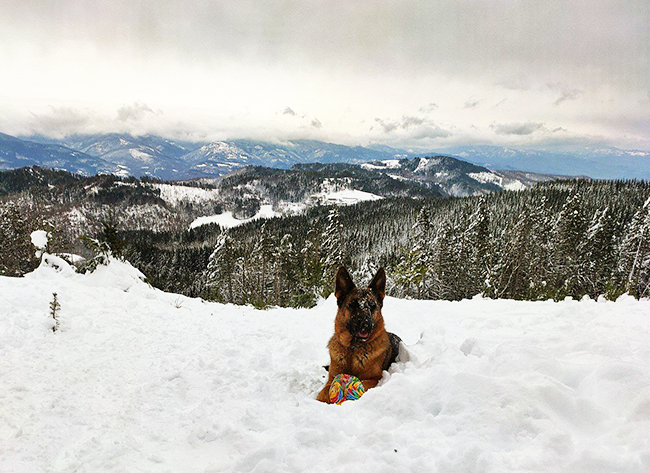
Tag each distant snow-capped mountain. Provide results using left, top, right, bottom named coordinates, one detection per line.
left=4, top=132, right=648, bottom=180
left=361, top=156, right=566, bottom=196
left=14, top=134, right=417, bottom=180
left=55, top=134, right=204, bottom=178
left=0, top=132, right=115, bottom=176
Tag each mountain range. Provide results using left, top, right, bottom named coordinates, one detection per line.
left=1, top=132, right=647, bottom=181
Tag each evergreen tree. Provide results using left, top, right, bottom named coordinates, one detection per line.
left=584, top=206, right=616, bottom=297
left=467, top=196, right=490, bottom=295
left=300, top=226, right=324, bottom=305
left=276, top=234, right=300, bottom=306
left=493, top=205, right=533, bottom=299
left=0, top=200, right=39, bottom=276
left=617, top=198, right=650, bottom=298
left=320, top=208, right=344, bottom=297
left=207, top=232, right=238, bottom=302
left=251, top=223, right=276, bottom=306
left=553, top=190, right=588, bottom=299
left=527, top=195, right=554, bottom=300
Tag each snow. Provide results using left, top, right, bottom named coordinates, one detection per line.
left=468, top=172, right=527, bottom=191
left=414, top=157, right=442, bottom=173
left=1, top=259, right=650, bottom=472
left=129, top=149, right=154, bottom=162
left=30, top=230, right=49, bottom=250
left=361, top=159, right=402, bottom=170
left=152, top=183, right=220, bottom=205
left=311, top=188, right=383, bottom=205
left=189, top=204, right=277, bottom=229
left=309, top=178, right=384, bottom=206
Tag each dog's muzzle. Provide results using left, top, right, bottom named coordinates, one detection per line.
left=348, top=316, right=374, bottom=342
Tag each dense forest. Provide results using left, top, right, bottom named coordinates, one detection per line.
left=183, top=179, right=650, bottom=306
left=1, top=166, right=649, bottom=307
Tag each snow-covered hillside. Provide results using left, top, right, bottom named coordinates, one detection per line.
left=2, top=258, right=649, bottom=472
left=189, top=204, right=278, bottom=229
left=152, top=183, right=220, bottom=205
left=361, top=157, right=555, bottom=196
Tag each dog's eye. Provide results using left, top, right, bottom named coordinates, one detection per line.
left=348, top=301, right=359, bottom=310
left=368, top=300, right=377, bottom=311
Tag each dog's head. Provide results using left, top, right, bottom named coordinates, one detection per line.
left=334, top=266, right=386, bottom=345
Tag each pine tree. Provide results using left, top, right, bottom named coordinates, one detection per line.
left=207, top=231, right=238, bottom=303
left=553, top=190, right=588, bottom=299
left=276, top=233, right=299, bottom=306
left=431, top=217, right=457, bottom=300
left=584, top=206, right=616, bottom=297
left=494, top=205, right=533, bottom=299
left=617, top=198, right=650, bottom=298
left=320, top=208, right=344, bottom=297
left=300, top=226, right=324, bottom=305
left=251, top=223, right=276, bottom=307
left=395, top=206, right=439, bottom=299
left=467, top=196, right=490, bottom=295
left=527, top=195, right=554, bottom=300
left=0, top=200, right=39, bottom=276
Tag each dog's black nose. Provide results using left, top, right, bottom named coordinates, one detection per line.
left=348, top=315, right=374, bottom=339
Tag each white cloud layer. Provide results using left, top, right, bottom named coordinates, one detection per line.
left=0, top=0, right=648, bottom=149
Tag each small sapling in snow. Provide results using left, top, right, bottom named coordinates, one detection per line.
left=50, top=292, right=61, bottom=332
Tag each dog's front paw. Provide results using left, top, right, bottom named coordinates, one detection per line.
left=316, top=386, right=331, bottom=403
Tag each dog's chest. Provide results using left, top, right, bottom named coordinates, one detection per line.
left=341, top=342, right=383, bottom=378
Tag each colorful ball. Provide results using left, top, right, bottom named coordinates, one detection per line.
left=329, top=374, right=366, bottom=405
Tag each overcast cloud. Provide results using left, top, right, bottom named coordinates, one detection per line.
left=0, top=0, right=648, bottom=149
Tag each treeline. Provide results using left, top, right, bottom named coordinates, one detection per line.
left=394, top=180, right=650, bottom=301
left=120, top=197, right=426, bottom=305
left=196, top=179, right=649, bottom=306
left=2, top=168, right=649, bottom=306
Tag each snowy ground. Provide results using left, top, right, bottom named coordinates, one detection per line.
left=1, top=258, right=650, bottom=473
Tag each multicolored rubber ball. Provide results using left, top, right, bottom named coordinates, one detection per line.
left=329, top=374, right=366, bottom=404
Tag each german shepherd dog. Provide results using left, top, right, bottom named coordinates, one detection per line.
left=316, top=266, right=401, bottom=403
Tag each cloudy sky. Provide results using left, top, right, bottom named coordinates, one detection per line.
left=0, top=0, right=648, bottom=150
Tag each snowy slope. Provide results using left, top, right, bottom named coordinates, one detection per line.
left=361, top=157, right=550, bottom=197
left=189, top=204, right=278, bottom=229
left=152, top=183, right=220, bottom=205
left=310, top=189, right=383, bottom=206
left=2, top=258, right=650, bottom=472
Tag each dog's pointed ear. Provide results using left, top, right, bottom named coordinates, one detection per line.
left=335, top=266, right=355, bottom=303
left=369, top=267, right=386, bottom=302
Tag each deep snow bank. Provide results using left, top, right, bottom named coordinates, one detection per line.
left=1, top=258, right=649, bottom=472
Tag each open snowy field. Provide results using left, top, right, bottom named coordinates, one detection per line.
left=1, top=258, right=649, bottom=473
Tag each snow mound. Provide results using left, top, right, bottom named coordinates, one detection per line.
left=1, top=261, right=650, bottom=472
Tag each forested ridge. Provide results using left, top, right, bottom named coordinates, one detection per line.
left=193, top=179, right=650, bottom=306
left=1, top=166, right=648, bottom=306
